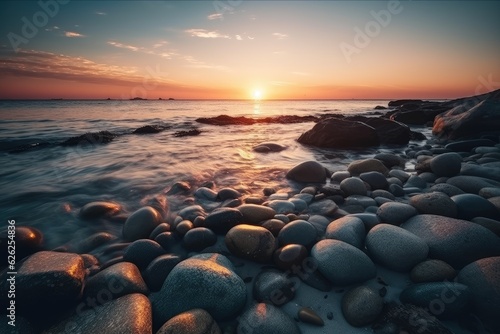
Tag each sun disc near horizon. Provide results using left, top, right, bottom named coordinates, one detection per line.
left=252, top=89, right=263, bottom=100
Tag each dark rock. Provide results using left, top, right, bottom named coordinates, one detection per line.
left=325, top=216, right=365, bottom=249
left=460, top=163, right=500, bottom=182
left=253, top=142, right=287, bottom=153
left=286, top=160, right=327, bottom=183
left=133, top=125, right=165, bottom=134
left=144, top=254, right=182, bottom=292
left=409, top=192, right=458, bottom=218
left=237, top=303, right=300, bottom=334
left=173, top=128, right=201, bottom=137
left=217, top=187, right=241, bottom=200
left=196, top=114, right=317, bottom=125
left=261, top=219, right=286, bottom=236
left=0, top=226, right=43, bottom=265
left=429, top=183, right=465, bottom=197
left=225, top=224, right=276, bottom=262
left=273, top=244, right=308, bottom=271
left=410, top=259, right=457, bottom=283
left=376, top=202, right=418, bottom=225
left=178, top=205, right=206, bottom=222
left=277, top=219, right=316, bottom=248
left=345, top=116, right=410, bottom=145
left=451, top=193, right=500, bottom=220
left=341, top=286, right=383, bottom=327
left=237, top=204, right=276, bottom=225
left=123, top=239, right=165, bottom=270
left=472, top=217, right=500, bottom=236
left=203, top=207, right=243, bottom=234
left=183, top=227, right=217, bottom=251
left=374, top=153, right=405, bottom=168
left=79, top=201, right=121, bottom=220
left=308, top=199, right=338, bottom=216
left=445, top=139, right=497, bottom=152
left=156, top=309, right=221, bottom=334
left=154, top=232, right=177, bottom=252
left=340, top=177, right=367, bottom=196
left=298, top=307, right=324, bottom=326
left=360, top=171, right=388, bottom=190
left=401, top=214, right=500, bottom=268
left=430, top=153, right=462, bottom=177
left=253, top=270, right=295, bottom=305
left=123, top=206, right=162, bottom=241
left=298, top=118, right=380, bottom=148
left=348, top=159, right=389, bottom=175
left=388, top=99, right=424, bottom=107
left=447, top=175, right=500, bottom=194
left=149, top=223, right=171, bottom=239
left=60, top=131, right=116, bottom=146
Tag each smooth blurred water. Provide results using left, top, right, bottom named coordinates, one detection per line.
left=0, top=99, right=404, bottom=247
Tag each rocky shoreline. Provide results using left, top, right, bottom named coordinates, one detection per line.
left=1, top=90, right=500, bottom=333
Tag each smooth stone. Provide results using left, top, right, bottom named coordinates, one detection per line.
left=376, top=202, right=418, bottom=225
left=342, top=286, right=384, bottom=327
left=286, top=160, right=327, bottom=183
left=152, top=254, right=246, bottom=325
left=294, top=193, right=314, bottom=204
left=479, top=187, right=500, bottom=198
left=331, top=171, right=351, bottom=183
left=387, top=177, right=403, bottom=187
left=307, top=214, right=331, bottom=237
left=400, top=282, right=470, bottom=318
left=177, top=205, right=206, bottom=221
left=374, top=197, right=393, bottom=206
left=458, top=256, right=500, bottom=332
left=156, top=309, right=221, bottom=334
left=1, top=226, right=44, bottom=262
left=475, top=146, right=500, bottom=154
left=176, top=220, right=193, bottom=236
left=401, top=214, right=500, bottom=268
left=277, top=219, right=316, bottom=248
left=348, top=213, right=380, bottom=230
left=166, top=181, right=190, bottom=195
left=388, top=169, right=410, bottom=182
left=488, top=196, right=500, bottom=214
left=471, top=217, right=500, bottom=236
left=298, top=307, right=324, bottom=326
left=217, top=187, right=241, bottom=200
left=237, top=204, right=276, bottom=225
left=274, top=214, right=290, bottom=223
left=344, top=195, right=376, bottom=208
left=123, top=206, right=162, bottom=241
left=410, top=259, right=457, bottom=283
left=149, top=223, right=171, bottom=239
left=419, top=172, right=437, bottom=183
left=84, top=262, right=148, bottom=299
left=374, top=153, right=405, bottom=168
left=237, top=303, right=300, bottom=334
left=253, top=270, right=295, bottom=306
left=225, top=224, right=276, bottom=262
left=445, top=139, right=496, bottom=152
left=447, top=175, right=500, bottom=194
left=388, top=184, right=405, bottom=197
left=268, top=193, right=289, bottom=200
left=154, top=232, right=176, bottom=251
left=261, top=219, right=286, bottom=236
left=253, top=142, right=287, bottom=153
left=183, top=227, right=217, bottom=251
left=451, top=193, right=499, bottom=220
left=348, top=159, right=389, bottom=176
left=194, top=187, right=218, bottom=200
left=273, top=244, right=308, bottom=271
left=300, top=186, right=317, bottom=195
left=203, top=207, right=243, bottom=234
left=289, top=198, right=307, bottom=213
left=325, top=216, right=366, bottom=249
left=311, top=239, right=376, bottom=285
left=366, top=224, right=429, bottom=272
left=267, top=200, right=295, bottom=214
left=340, top=177, right=367, bottom=196
left=308, top=199, right=338, bottom=216
left=430, top=152, right=462, bottom=177
left=429, top=183, right=465, bottom=197
left=79, top=201, right=121, bottom=220
left=409, top=192, right=458, bottom=218
left=123, top=239, right=165, bottom=270
left=371, top=189, right=395, bottom=200
left=144, top=254, right=182, bottom=292
left=360, top=171, right=388, bottom=190
left=405, top=175, right=427, bottom=189
left=460, top=164, right=500, bottom=183
left=246, top=196, right=264, bottom=204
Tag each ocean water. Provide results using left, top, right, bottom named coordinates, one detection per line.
left=0, top=99, right=410, bottom=248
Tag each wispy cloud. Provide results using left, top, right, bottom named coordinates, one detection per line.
left=65, top=31, right=85, bottom=38
left=107, top=41, right=139, bottom=52
left=96, top=11, right=107, bottom=16
left=107, top=41, right=174, bottom=58
left=45, top=26, right=59, bottom=32
left=272, top=33, right=288, bottom=40
left=235, top=35, right=242, bottom=41
left=153, top=41, right=169, bottom=48
left=207, top=13, right=223, bottom=20
left=185, top=29, right=230, bottom=39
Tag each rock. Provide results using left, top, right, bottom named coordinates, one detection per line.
left=331, top=171, right=351, bottom=183
left=374, top=153, right=405, bottom=168
left=289, top=198, right=307, bottom=213
left=298, top=118, right=380, bottom=148
left=237, top=204, right=276, bottom=224
left=217, top=187, right=241, bottom=200
left=458, top=256, right=500, bottom=332
left=340, top=177, right=367, bottom=196
left=183, top=227, right=217, bottom=251
left=451, top=193, right=500, bottom=220
left=401, top=215, right=500, bottom=268
left=430, top=153, right=462, bottom=177
left=267, top=200, right=295, bottom=214
left=285, top=160, right=327, bottom=183
left=79, top=201, right=121, bottom=220
left=261, top=219, right=286, bottom=236
left=166, top=181, right=191, bottom=195
left=389, top=169, right=410, bottom=182
left=400, top=282, right=470, bottom=318
left=84, top=262, right=148, bottom=300
left=123, top=239, right=165, bottom=270
left=429, top=183, right=465, bottom=197
left=391, top=105, right=447, bottom=126
left=376, top=202, right=418, bottom=225
left=405, top=175, right=427, bottom=189
left=341, top=286, right=384, bottom=327
left=156, top=309, right=221, bottom=334
left=253, top=142, right=287, bottom=153
left=154, top=232, right=176, bottom=251
left=149, top=223, right=171, bottom=239
left=447, top=175, right=500, bottom=194
left=344, top=195, right=376, bottom=208
left=277, top=219, right=317, bottom=248
left=348, top=159, right=388, bottom=175
left=225, top=224, right=276, bottom=262
left=311, top=239, right=376, bottom=285
left=371, top=189, right=395, bottom=200
left=273, top=244, right=308, bottom=271
left=176, top=220, right=193, bottom=235
left=360, top=171, right=388, bottom=190
left=60, top=131, right=116, bottom=146
left=237, top=303, right=300, bottom=334
left=409, top=192, right=458, bottom=218
left=410, top=259, right=457, bottom=283
left=123, top=206, right=162, bottom=241
left=45, top=293, right=151, bottom=333
left=345, top=116, right=411, bottom=145
left=445, top=138, right=497, bottom=152
left=152, top=254, right=246, bottom=325
left=460, top=163, right=500, bottom=183
left=69, top=232, right=115, bottom=254
left=0, top=251, right=84, bottom=316
left=366, top=224, right=429, bottom=272
left=308, top=199, right=338, bottom=216
left=325, top=216, right=366, bottom=249
left=298, top=307, right=324, bottom=326
left=389, top=184, right=404, bottom=197
left=178, top=205, right=206, bottom=221
left=144, top=254, right=182, bottom=292
left=195, top=187, right=218, bottom=201
left=0, top=226, right=43, bottom=264
left=479, top=187, right=500, bottom=198
left=348, top=213, right=380, bottom=230
left=471, top=217, right=500, bottom=236
left=253, top=270, right=295, bottom=305
left=133, top=125, right=164, bottom=134
left=203, top=207, right=243, bottom=234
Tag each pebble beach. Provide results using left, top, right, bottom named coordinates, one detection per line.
left=1, top=92, right=500, bottom=334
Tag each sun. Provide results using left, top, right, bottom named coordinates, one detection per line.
left=252, top=89, right=263, bottom=100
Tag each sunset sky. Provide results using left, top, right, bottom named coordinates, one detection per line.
left=0, top=1, right=499, bottom=100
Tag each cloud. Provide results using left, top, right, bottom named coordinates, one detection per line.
left=96, top=11, right=107, bottom=16
left=247, top=36, right=255, bottom=40
left=153, top=41, right=169, bottom=48
left=65, top=31, right=85, bottom=38
left=107, top=41, right=139, bottom=52
left=272, top=33, right=288, bottom=40
left=107, top=41, right=174, bottom=58
left=207, top=13, right=223, bottom=20
left=235, top=35, right=242, bottom=41
left=185, top=29, right=230, bottom=39
left=182, top=55, right=229, bottom=71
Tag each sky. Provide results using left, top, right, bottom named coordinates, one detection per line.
left=0, top=0, right=499, bottom=100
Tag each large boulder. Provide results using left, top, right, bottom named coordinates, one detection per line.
left=225, top=224, right=277, bottom=262
left=345, top=116, right=411, bottom=145
left=298, top=118, right=380, bottom=148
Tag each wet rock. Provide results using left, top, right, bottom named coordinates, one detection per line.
left=451, top=193, right=500, bottom=220
left=348, top=159, right=389, bottom=175
left=166, top=181, right=191, bottom=195
left=360, top=171, right=388, bottom=190
left=60, top=131, right=116, bottom=146
left=225, top=224, right=276, bottom=262
left=79, top=201, right=121, bottom=220
left=348, top=212, right=380, bottom=230
left=461, top=164, right=500, bottom=183
left=405, top=175, right=427, bottom=189
left=133, top=125, right=165, bottom=134
left=409, top=192, right=458, bottom=218
left=123, top=239, right=165, bottom=270
left=253, top=270, right=295, bottom=305
left=410, top=259, right=457, bottom=283
left=341, top=286, right=383, bottom=327
left=374, top=153, right=406, bottom=168
left=298, top=307, right=324, bottom=326
left=253, top=142, right=287, bottom=153
left=376, top=202, right=418, bottom=225
left=156, top=309, right=221, bottom=334
left=311, top=239, right=376, bottom=285
left=203, top=207, right=243, bottom=234
left=1, top=226, right=43, bottom=264
left=371, top=189, right=395, bottom=200
left=388, top=169, right=410, bottom=182
left=325, top=216, right=365, bottom=249
left=340, top=177, right=367, bottom=196
left=267, top=200, right=295, bottom=214
left=237, top=204, right=276, bottom=225
left=217, top=187, right=241, bottom=200
left=331, top=171, right=351, bottom=183
left=430, top=152, right=462, bottom=177
left=308, top=199, right=338, bottom=216
left=273, top=244, right=308, bottom=271
left=195, top=187, right=218, bottom=201
left=445, top=138, right=497, bottom=152
left=429, top=183, right=465, bottom=197
left=471, top=217, right=500, bottom=236
left=183, top=227, right=217, bottom=251
left=144, top=254, right=182, bottom=292
left=123, top=206, right=162, bottom=241
left=178, top=205, right=207, bottom=221
left=447, top=175, right=500, bottom=194
left=285, top=160, right=328, bottom=183
left=237, top=303, right=300, bottom=334
left=289, top=198, right=308, bottom=213
left=261, top=219, right=286, bottom=236
left=277, top=219, right=317, bottom=248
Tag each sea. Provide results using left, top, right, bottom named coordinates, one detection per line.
left=0, top=99, right=423, bottom=248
